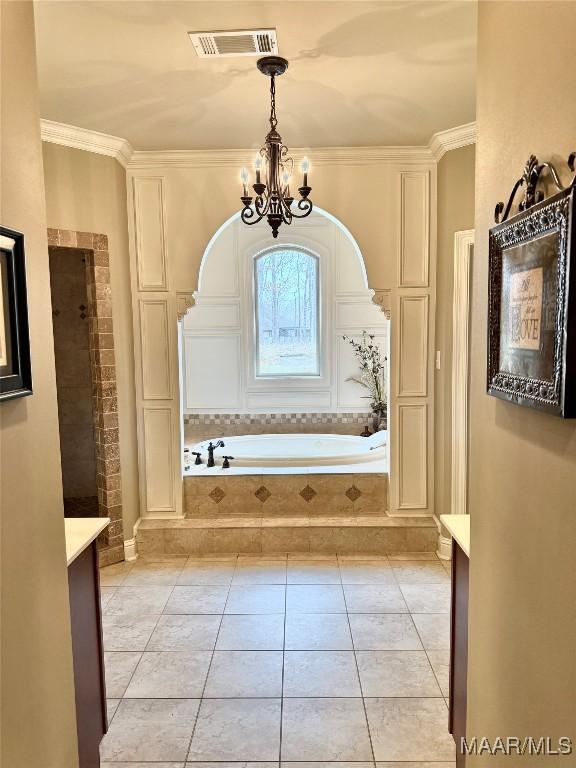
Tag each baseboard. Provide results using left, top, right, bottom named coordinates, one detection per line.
left=124, top=518, right=142, bottom=561
left=123, top=537, right=138, bottom=561
left=436, top=533, right=452, bottom=560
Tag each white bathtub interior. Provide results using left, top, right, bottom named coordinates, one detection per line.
left=185, top=431, right=388, bottom=475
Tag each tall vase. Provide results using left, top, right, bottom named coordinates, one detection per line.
left=371, top=407, right=387, bottom=433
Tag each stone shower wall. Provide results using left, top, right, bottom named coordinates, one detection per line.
left=49, top=246, right=99, bottom=515
left=47, top=227, right=124, bottom=566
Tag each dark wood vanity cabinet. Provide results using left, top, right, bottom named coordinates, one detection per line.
left=68, top=540, right=107, bottom=768
left=449, top=538, right=469, bottom=767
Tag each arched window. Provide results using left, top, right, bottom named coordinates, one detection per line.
left=254, top=247, right=320, bottom=377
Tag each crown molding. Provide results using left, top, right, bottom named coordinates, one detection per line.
left=429, top=121, right=477, bottom=161
left=128, top=145, right=436, bottom=169
left=40, top=118, right=477, bottom=168
left=40, top=119, right=133, bottom=168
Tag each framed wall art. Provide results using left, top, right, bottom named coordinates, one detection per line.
left=487, top=156, right=576, bottom=417
left=0, top=227, right=32, bottom=401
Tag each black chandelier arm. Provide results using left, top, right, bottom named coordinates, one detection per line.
left=291, top=197, right=314, bottom=218
left=240, top=206, right=265, bottom=226
left=254, top=195, right=269, bottom=217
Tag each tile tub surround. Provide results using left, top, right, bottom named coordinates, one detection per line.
left=183, top=472, right=389, bottom=518
left=47, top=228, right=124, bottom=566
left=137, top=463, right=443, bottom=557
left=184, top=412, right=388, bottom=445
left=99, top=553, right=454, bottom=764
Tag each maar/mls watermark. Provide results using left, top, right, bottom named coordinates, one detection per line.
left=461, top=736, right=573, bottom=756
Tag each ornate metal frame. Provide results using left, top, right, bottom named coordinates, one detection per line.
left=488, top=184, right=576, bottom=416
left=240, top=56, right=313, bottom=238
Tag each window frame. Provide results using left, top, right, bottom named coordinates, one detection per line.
left=253, top=246, right=321, bottom=379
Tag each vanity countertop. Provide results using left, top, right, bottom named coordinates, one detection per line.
left=440, top=514, right=470, bottom=557
left=65, top=517, right=110, bottom=566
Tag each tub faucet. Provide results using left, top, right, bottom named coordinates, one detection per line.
left=191, top=451, right=202, bottom=465
left=206, top=440, right=225, bottom=468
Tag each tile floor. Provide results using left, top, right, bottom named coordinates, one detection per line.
left=100, top=552, right=455, bottom=768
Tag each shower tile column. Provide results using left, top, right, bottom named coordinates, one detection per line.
left=48, top=227, right=125, bottom=565
left=85, top=238, right=124, bottom=566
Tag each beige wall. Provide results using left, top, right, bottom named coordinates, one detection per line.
left=467, top=1, right=576, bottom=760
left=0, top=3, right=79, bottom=765
left=129, top=159, right=432, bottom=293
left=434, top=145, right=475, bottom=519
left=42, top=144, right=140, bottom=537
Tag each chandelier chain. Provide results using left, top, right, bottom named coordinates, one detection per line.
left=269, top=74, right=277, bottom=132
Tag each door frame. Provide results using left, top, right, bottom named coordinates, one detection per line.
left=450, top=229, right=474, bottom=516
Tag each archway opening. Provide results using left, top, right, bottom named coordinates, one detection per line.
left=179, top=207, right=390, bottom=518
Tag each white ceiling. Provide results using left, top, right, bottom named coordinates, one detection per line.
left=33, top=0, right=477, bottom=151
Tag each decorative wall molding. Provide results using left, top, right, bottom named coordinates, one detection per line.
left=429, top=122, right=477, bottom=161
left=41, top=117, right=477, bottom=168
left=133, top=177, right=168, bottom=291
left=397, top=295, right=429, bottom=398
left=40, top=119, right=133, bottom=167
left=397, top=403, right=428, bottom=509
left=371, top=289, right=392, bottom=318
left=398, top=171, right=430, bottom=287
left=139, top=299, right=172, bottom=400
left=143, top=407, right=176, bottom=513
left=176, top=293, right=195, bottom=320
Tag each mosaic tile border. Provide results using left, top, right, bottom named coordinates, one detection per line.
left=184, top=412, right=381, bottom=426
left=48, top=227, right=124, bottom=567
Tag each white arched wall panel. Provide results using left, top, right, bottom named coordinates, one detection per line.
left=181, top=212, right=389, bottom=414
left=184, top=334, right=242, bottom=410
left=126, top=162, right=436, bottom=522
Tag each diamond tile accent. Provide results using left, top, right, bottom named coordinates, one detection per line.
left=299, top=485, right=317, bottom=503
left=209, top=486, right=226, bottom=504
left=255, top=486, right=271, bottom=503
left=346, top=485, right=362, bottom=502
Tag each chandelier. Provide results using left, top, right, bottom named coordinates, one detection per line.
left=239, top=56, right=313, bottom=238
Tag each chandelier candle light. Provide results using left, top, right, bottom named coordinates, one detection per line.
left=239, top=56, right=313, bottom=238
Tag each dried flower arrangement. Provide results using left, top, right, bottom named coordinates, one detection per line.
left=343, top=331, right=387, bottom=431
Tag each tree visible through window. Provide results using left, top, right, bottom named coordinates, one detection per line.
left=255, top=248, right=319, bottom=376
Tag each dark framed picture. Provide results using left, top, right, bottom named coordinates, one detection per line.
left=0, top=227, right=32, bottom=401
left=487, top=186, right=576, bottom=417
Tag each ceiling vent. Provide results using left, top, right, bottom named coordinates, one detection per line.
left=188, top=29, right=278, bottom=58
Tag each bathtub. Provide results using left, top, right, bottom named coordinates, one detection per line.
left=190, top=430, right=387, bottom=469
